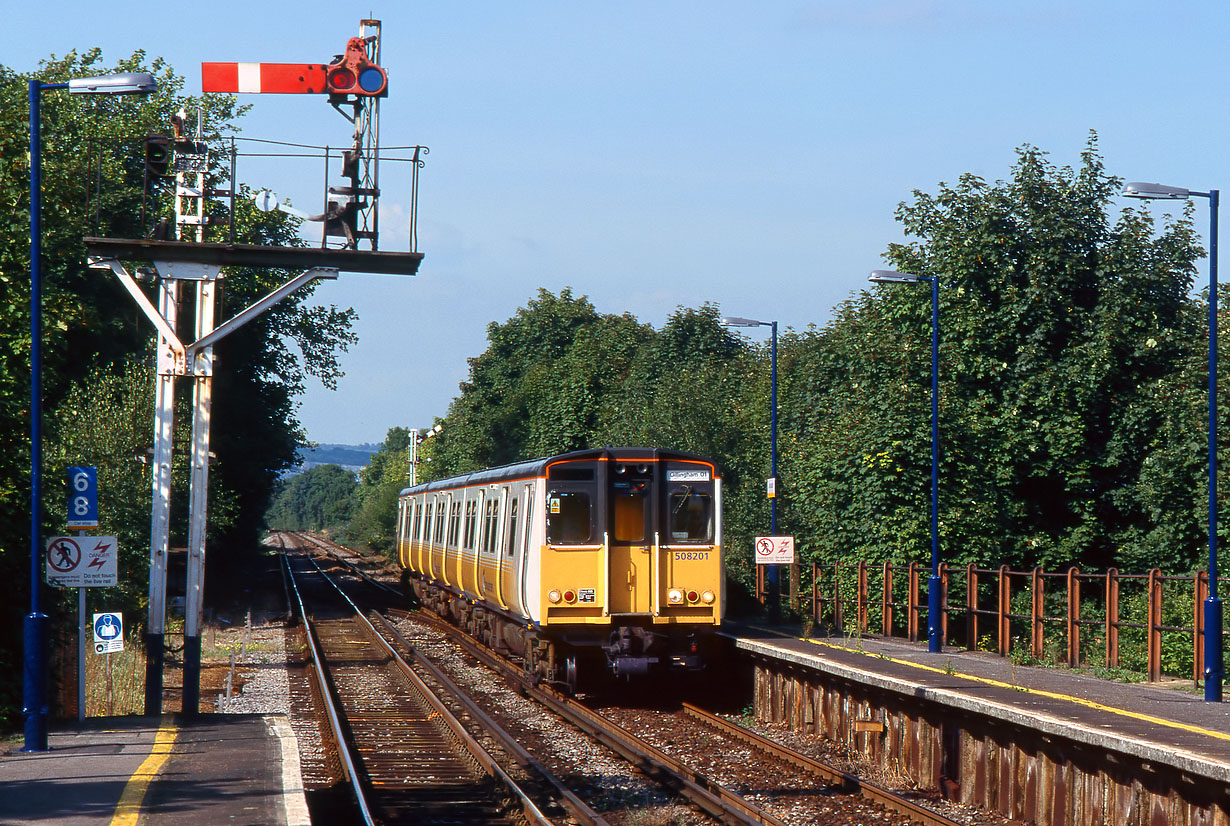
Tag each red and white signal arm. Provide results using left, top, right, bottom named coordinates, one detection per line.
left=202, top=63, right=331, bottom=94
left=754, top=535, right=795, bottom=565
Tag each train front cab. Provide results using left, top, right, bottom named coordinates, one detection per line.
left=541, top=449, right=722, bottom=679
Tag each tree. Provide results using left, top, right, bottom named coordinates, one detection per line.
left=346, top=427, right=413, bottom=553
left=265, top=465, right=358, bottom=532
left=0, top=50, right=358, bottom=725
left=786, top=135, right=1203, bottom=575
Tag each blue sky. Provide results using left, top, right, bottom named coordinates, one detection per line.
left=8, top=2, right=1226, bottom=445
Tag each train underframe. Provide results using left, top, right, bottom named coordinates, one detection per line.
left=406, top=573, right=710, bottom=692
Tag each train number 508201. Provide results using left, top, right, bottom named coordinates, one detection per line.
left=673, top=551, right=710, bottom=560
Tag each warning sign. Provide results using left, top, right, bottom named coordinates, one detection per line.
left=93, top=612, right=124, bottom=654
left=45, top=536, right=118, bottom=588
left=754, top=535, right=795, bottom=565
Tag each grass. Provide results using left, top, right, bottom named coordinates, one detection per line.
left=84, top=642, right=146, bottom=716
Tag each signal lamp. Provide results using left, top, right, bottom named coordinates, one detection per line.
left=145, top=134, right=171, bottom=177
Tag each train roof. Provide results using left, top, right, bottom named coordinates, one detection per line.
left=399, top=447, right=717, bottom=497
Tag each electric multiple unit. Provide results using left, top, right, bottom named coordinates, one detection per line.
left=395, top=447, right=723, bottom=689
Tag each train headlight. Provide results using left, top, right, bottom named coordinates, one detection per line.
left=668, top=588, right=684, bottom=604
left=548, top=589, right=562, bottom=604
left=701, top=590, right=716, bottom=604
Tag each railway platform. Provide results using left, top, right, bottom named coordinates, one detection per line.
left=724, top=621, right=1230, bottom=821
left=0, top=714, right=309, bottom=826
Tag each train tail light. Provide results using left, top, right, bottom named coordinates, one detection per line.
left=563, top=590, right=576, bottom=604
left=687, top=590, right=699, bottom=603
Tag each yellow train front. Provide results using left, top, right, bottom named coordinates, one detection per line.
left=396, top=447, right=723, bottom=689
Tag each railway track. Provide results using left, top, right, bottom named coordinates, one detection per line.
left=282, top=531, right=990, bottom=826
left=280, top=534, right=571, bottom=825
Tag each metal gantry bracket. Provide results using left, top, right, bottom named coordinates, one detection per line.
left=88, top=254, right=339, bottom=713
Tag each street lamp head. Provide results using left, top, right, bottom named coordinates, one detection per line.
left=67, top=72, right=157, bottom=95
left=868, top=269, right=924, bottom=284
left=721, top=316, right=768, bottom=327
left=1122, top=181, right=1191, bottom=200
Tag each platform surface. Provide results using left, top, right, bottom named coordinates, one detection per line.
left=0, top=714, right=308, bottom=826
left=724, top=621, right=1230, bottom=785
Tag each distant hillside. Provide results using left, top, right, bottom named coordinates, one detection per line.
left=293, top=443, right=379, bottom=474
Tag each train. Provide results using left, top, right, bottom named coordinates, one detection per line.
left=395, top=446, right=724, bottom=690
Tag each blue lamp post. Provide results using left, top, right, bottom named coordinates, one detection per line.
left=1123, top=181, right=1221, bottom=702
left=868, top=270, right=942, bottom=653
left=722, top=316, right=779, bottom=621
left=25, top=71, right=156, bottom=752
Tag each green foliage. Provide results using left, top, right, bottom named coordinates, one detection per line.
left=265, top=465, right=359, bottom=533
left=344, top=427, right=414, bottom=554
left=0, top=50, right=358, bottom=728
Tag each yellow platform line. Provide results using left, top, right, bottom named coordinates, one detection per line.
left=750, top=625, right=1230, bottom=744
left=109, top=717, right=179, bottom=826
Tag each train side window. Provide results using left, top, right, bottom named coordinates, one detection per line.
left=464, top=499, right=477, bottom=549
left=412, top=500, right=422, bottom=542
left=435, top=498, right=447, bottom=544
left=484, top=498, right=499, bottom=553
left=667, top=485, right=713, bottom=542
left=447, top=500, right=461, bottom=547
left=547, top=491, right=592, bottom=544
left=505, top=498, right=519, bottom=557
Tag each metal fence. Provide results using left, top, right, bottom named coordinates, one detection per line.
left=782, top=561, right=1221, bottom=686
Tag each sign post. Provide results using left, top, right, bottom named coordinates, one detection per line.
left=67, top=467, right=99, bottom=721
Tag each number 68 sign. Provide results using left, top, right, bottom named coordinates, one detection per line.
left=67, top=466, right=99, bottom=529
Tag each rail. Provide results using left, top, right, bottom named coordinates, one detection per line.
left=804, top=560, right=1221, bottom=685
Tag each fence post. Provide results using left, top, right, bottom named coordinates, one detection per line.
left=1031, top=567, right=1045, bottom=659
left=834, top=562, right=844, bottom=633
left=998, top=565, right=1011, bottom=656
left=1106, top=568, right=1119, bottom=668
left=882, top=562, right=893, bottom=638
left=857, top=561, right=868, bottom=632
left=966, top=564, right=978, bottom=652
left=1147, top=568, right=1163, bottom=682
left=811, top=562, right=821, bottom=629
left=908, top=561, right=920, bottom=642
left=1066, top=567, right=1081, bottom=668
left=1196, top=570, right=1209, bottom=685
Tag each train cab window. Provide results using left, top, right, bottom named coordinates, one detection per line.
left=611, top=482, right=648, bottom=542
left=667, top=485, right=714, bottom=542
left=547, top=491, right=593, bottom=544
left=610, top=463, right=652, bottom=543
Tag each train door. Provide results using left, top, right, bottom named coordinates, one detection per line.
left=608, top=461, right=654, bottom=614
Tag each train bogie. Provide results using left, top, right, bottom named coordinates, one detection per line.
left=396, top=447, right=723, bottom=688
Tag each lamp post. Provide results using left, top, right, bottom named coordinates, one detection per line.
left=868, top=270, right=942, bottom=653
left=721, top=316, right=779, bottom=621
left=25, top=71, right=156, bottom=751
left=1123, top=181, right=1221, bottom=702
